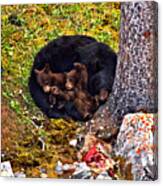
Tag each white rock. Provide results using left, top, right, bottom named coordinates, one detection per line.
left=69, top=139, right=77, bottom=147
left=0, top=161, right=14, bottom=177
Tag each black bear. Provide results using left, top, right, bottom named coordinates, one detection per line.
left=29, top=35, right=117, bottom=121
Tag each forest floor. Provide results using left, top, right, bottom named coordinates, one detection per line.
left=1, top=3, right=120, bottom=178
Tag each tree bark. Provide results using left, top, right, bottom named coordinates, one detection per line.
left=84, top=1, right=158, bottom=140
left=109, top=1, right=158, bottom=124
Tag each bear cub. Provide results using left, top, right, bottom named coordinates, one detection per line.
left=34, top=63, right=99, bottom=119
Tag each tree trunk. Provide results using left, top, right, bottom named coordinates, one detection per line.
left=109, top=1, right=158, bottom=124
left=84, top=1, right=158, bottom=140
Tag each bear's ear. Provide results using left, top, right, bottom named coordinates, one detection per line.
left=44, top=63, right=50, bottom=73
left=73, top=62, right=82, bottom=69
left=74, top=62, right=81, bottom=67
left=34, top=68, right=42, bottom=74
left=34, top=64, right=50, bottom=74
left=74, top=62, right=86, bottom=70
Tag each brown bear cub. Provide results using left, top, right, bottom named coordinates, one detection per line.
left=34, top=64, right=66, bottom=109
left=65, top=63, right=88, bottom=90
left=34, top=63, right=99, bottom=119
left=65, top=63, right=99, bottom=119
left=49, top=63, right=99, bottom=119
left=34, top=63, right=66, bottom=93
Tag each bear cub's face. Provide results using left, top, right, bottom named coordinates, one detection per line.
left=34, top=64, right=66, bottom=93
left=65, top=63, right=88, bottom=90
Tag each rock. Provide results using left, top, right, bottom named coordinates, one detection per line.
left=96, top=171, right=112, bottom=180
left=71, top=162, right=92, bottom=179
left=69, top=139, right=77, bottom=147
left=55, top=161, right=63, bottom=175
left=62, top=164, right=75, bottom=171
left=115, top=113, right=158, bottom=180
left=0, top=161, right=14, bottom=177
left=40, top=173, right=48, bottom=178
left=14, top=172, right=26, bottom=178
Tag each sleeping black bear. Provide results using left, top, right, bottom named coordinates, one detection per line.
left=29, top=35, right=117, bottom=121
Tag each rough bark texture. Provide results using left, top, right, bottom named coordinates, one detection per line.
left=108, top=1, right=158, bottom=125
left=84, top=1, right=158, bottom=140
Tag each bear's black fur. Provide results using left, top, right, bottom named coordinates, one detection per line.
left=29, top=35, right=117, bottom=121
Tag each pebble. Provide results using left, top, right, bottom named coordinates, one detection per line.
left=69, top=139, right=77, bottom=147
left=63, top=164, right=75, bottom=171
left=96, top=171, right=112, bottom=180
left=14, top=172, right=26, bottom=178
left=40, top=173, right=48, bottom=178
left=72, top=162, right=91, bottom=179
left=55, top=161, right=63, bottom=175
left=90, top=119, right=95, bottom=124
left=0, top=161, right=14, bottom=177
left=99, top=126, right=104, bottom=130
left=100, top=114, right=104, bottom=118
